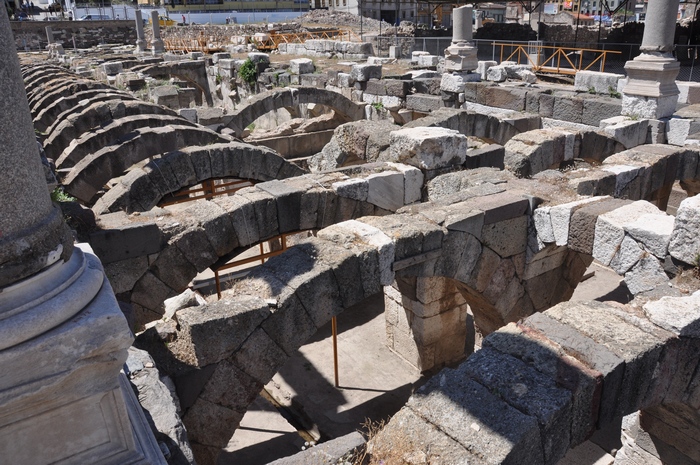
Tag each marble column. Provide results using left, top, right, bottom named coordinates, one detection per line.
left=150, top=10, right=165, bottom=55
left=0, top=8, right=164, bottom=464
left=621, top=0, right=681, bottom=119
left=134, top=10, right=147, bottom=54
left=45, top=25, right=54, bottom=44
left=444, top=4, right=478, bottom=73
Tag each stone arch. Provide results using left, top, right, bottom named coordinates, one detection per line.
left=55, top=114, right=199, bottom=169
left=23, top=67, right=74, bottom=94
left=62, top=125, right=229, bottom=203
left=223, top=87, right=367, bottom=137
left=43, top=99, right=177, bottom=160
left=137, top=61, right=213, bottom=106
left=30, top=80, right=111, bottom=117
left=92, top=142, right=307, bottom=215
left=36, top=89, right=139, bottom=134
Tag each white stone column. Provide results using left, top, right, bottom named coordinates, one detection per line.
left=443, top=4, right=478, bottom=73
left=150, top=10, right=165, bottom=55
left=621, top=0, right=681, bottom=119
left=134, top=10, right=147, bottom=54
left=0, top=8, right=165, bottom=464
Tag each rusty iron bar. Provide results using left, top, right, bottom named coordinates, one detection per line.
left=332, top=316, right=339, bottom=388
left=159, top=178, right=253, bottom=207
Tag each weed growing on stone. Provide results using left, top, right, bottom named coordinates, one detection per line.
left=588, top=86, right=596, bottom=94
left=51, top=187, right=76, bottom=203
left=239, top=58, right=257, bottom=85
left=608, top=86, right=621, bottom=98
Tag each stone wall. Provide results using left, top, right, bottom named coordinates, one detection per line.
left=11, top=20, right=136, bottom=51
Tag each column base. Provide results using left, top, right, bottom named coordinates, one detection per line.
left=444, top=43, right=478, bottom=73
left=152, top=39, right=165, bottom=55
left=135, top=40, right=148, bottom=54
left=622, top=54, right=680, bottom=119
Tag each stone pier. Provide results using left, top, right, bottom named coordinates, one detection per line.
left=621, top=0, right=681, bottom=119
left=150, top=10, right=165, bottom=55
left=384, top=277, right=472, bottom=372
left=0, top=8, right=164, bottom=464
left=134, top=10, right=147, bottom=54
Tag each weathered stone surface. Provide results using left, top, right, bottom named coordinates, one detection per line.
left=289, top=58, right=314, bottom=74
left=624, top=213, right=674, bottom=258
left=350, top=64, right=381, bottom=82
left=170, top=297, right=270, bottom=368
left=268, top=432, right=365, bottom=465
left=163, top=289, right=205, bottom=321
left=643, top=293, right=700, bottom=337
left=332, top=177, right=368, bottom=202
left=481, top=216, right=528, bottom=258
left=669, top=195, right=700, bottom=265
left=389, top=127, right=468, bottom=170
left=568, top=198, right=630, bottom=255
left=408, top=369, right=544, bottom=464
left=593, top=201, right=662, bottom=266
left=387, top=162, right=424, bottom=204
left=366, top=170, right=405, bottom=211
left=609, top=235, right=644, bottom=275
left=624, top=255, right=671, bottom=295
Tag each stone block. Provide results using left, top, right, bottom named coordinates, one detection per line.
left=668, top=195, right=700, bottom=265
left=172, top=297, right=270, bottom=367
left=581, top=97, right=622, bottom=127
left=484, top=322, right=600, bottom=444
left=592, top=201, right=662, bottom=266
left=461, top=347, right=572, bottom=463
left=574, top=71, right=623, bottom=94
left=332, top=177, right=368, bottom=202
left=643, top=293, right=700, bottom=337
left=624, top=213, right=674, bottom=258
left=477, top=60, right=497, bottom=80
left=89, top=217, right=162, bottom=265
left=350, top=64, right=381, bottom=82
left=546, top=301, right=668, bottom=418
left=389, top=126, right=468, bottom=170
left=101, top=61, right=123, bottom=76
left=481, top=215, right=528, bottom=258
left=289, top=58, right=314, bottom=74
left=609, top=234, right=644, bottom=274
left=408, top=369, right=544, bottom=464
left=666, top=117, right=700, bottom=146
left=624, top=255, right=671, bottom=295
left=366, top=171, right=405, bottom=211
left=486, top=65, right=508, bottom=82
left=406, top=94, right=443, bottom=112
left=386, top=162, right=424, bottom=204
left=600, top=116, right=649, bottom=149
left=676, top=81, right=700, bottom=104
left=256, top=179, right=303, bottom=234
left=553, top=96, right=583, bottom=123
left=416, top=54, right=439, bottom=67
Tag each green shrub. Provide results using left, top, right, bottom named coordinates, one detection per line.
left=239, top=59, right=257, bottom=85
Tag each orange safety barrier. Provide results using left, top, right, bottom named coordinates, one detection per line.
left=494, top=43, right=622, bottom=75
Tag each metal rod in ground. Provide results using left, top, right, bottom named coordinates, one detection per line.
left=331, top=316, right=339, bottom=388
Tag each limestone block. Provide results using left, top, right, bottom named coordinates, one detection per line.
left=593, top=201, right=662, bottom=266
left=549, top=197, right=606, bottom=246
left=669, top=195, right=700, bottom=265
left=256, top=179, right=304, bottom=234
left=411, top=51, right=430, bottom=64
left=624, top=213, right=674, bottom=258
left=440, top=72, right=478, bottom=93
left=163, top=288, right=205, bottom=320
left=366, top=171, right=405, bottom=211
left=624, top=256, right=670, bottom=295
left=247, top=52, right=270, bottom=65
left=290, top=58, right=314, bottom=74
left=574, top=70, right=623, bottom=94
left=332, top=177, right=368, bottom=202
left=609, top=235, right=644, bottom=275
left=486, top=65, right=508, bottom=82
left=517, top=69, right=537, bottom=84
left=533, top=206, right=555, bottom=244
left=388, top=127, right=468, bottom=170
left=600, top=116, right=649, bottom=149
left=151, top=85, right=180, bottom=109
left=212, top=52, right=230, bottom=63
left=643, top=293, right=700, bottom=337
left=387, top=162, right=424, bottom=204
left=676, top=81, right=700, bottom=104
left=477, top=60, right=497, bottom=80
left=416, top=54, right=439, bottom=67
left=178, top=108, right=197, bottom=123
left=350, top=64, right=382, bottom=82
left=666, top=117, right=700, bottom=146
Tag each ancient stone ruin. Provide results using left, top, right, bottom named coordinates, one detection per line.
left=4, top=0, right=700, bottom=464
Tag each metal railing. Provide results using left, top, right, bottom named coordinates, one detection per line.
left=158, top=178, right=253, bottom=206
left=494, top=42, right=621, bottom=74
left=375, top=36, right=700, bottom=82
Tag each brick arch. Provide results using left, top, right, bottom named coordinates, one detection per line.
left=36, top=89, right=139, bottom=135
left=62, top=125, right=228, bottom=203
left=223, top=87, right=367, bottom=137
left=55, top=114, right=199, bottom=169
left=43, top=99, right=177, bottom=160
left=92, top=142, right=307, bottom=215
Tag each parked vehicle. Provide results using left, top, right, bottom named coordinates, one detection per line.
left=149, top=15, right=176, bottom=27
left=77, top=14, right=111, bottom=20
